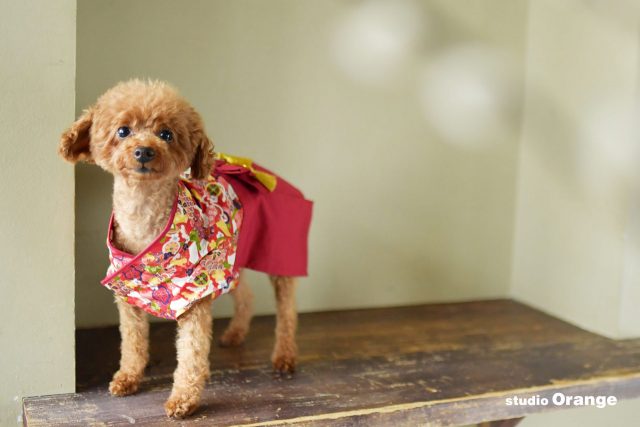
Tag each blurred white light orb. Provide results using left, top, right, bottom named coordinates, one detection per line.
left=419, top=45, right=513, bottom=148
left=577, top=98, right=640, bottom=196
left=332, top=0, right=425, bottom=86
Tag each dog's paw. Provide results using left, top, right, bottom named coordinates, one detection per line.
left=271, top=352, right=297, bottom=375
left=164, top=394, right=199, bottom=419
left=218, top=327, right=247, bottom=347
left=109, top=371, right=141, bottom=396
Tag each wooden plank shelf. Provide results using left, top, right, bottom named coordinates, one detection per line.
left=23, top=300, right=640, bottom=426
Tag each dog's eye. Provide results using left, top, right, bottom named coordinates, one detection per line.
left=117, top=126, right=131, bottom=138
left=158, top=129, right=173, bottom=142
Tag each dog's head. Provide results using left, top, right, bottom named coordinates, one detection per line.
left=59, top=79, right=214, bottom=181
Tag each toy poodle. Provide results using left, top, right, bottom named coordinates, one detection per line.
left=58, top=79, right=312, bottom=418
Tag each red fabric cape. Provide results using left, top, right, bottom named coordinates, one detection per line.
left=214, top=160, right=313, bottom=277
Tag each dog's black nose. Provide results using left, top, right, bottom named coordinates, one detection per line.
left=133, top=146, right=155, bottom=164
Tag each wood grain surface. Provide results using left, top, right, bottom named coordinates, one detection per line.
left=23, top=300, right=640, bottom=426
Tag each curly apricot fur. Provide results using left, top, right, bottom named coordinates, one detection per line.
left=59, top=80, right=299, bottom=418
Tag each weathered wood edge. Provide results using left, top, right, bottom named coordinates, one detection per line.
left=23, top=372, right=640, bottom=427
left=233, top=373, right=640, bottom=426
left=478, top=418, right=523, bottom=427
left=23, top=300, right=640, bottom=426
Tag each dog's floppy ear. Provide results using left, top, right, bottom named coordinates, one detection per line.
left=189, top=113, right=215, bottom=180
left=58, top=108, right=94, bottom=163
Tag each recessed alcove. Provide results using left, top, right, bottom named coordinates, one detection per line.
left=8, top=0, right=640, bottom=426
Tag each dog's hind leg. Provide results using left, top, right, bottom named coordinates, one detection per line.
left=219, top=270, right=254, bottom=347
left=269, top=275, right=298, bottom=374
left=109, top=297, right=149, bottom=396
left=164, top=297, right=213, bottom=418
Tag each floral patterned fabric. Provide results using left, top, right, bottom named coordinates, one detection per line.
left=101, top=174, right=243, bottom=320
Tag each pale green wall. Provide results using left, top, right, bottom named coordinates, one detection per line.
left=74, top=0, right=526, bottom=327
left=0, top=1, right=77, bottom=425
left=511, top=0, right=640, bottom=339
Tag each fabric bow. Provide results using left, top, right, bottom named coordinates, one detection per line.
left=214, top=152, right=278, bottom=192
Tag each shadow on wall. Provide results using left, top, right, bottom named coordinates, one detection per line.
left=75, top=164, right=114, bottom=327
left=75, top=0, right=528, bottom=327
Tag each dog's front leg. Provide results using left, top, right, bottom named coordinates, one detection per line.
left=109, top=297, right=149, bottom=396
left=270, top=276, right=298, bottom=374
left=164, top=297, right=213, bottom=418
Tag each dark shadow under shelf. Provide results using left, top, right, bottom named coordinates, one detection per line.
left=23, top=299, right=640, bottom=426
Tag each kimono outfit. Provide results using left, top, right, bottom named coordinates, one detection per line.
left=101, top=154, right=313, bottom=320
